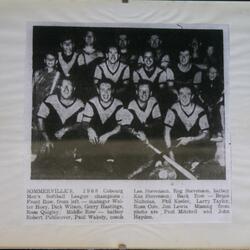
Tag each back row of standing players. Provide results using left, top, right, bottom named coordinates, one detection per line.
left=33, top=31, right=224, bottom=166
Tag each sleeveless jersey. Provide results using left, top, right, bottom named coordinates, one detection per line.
left=173, top=64, right=201, bottom=87
left=57, top=52, right=78, bottom=77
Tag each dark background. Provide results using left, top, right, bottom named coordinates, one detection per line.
left=33, top=25, right=224, bottom=73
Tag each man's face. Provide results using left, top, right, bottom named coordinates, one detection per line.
left=207, top=46, right=214, bottom=56
left=179, top=50, right=191, bottom=66
left=61, top=39, right=73, bottom=56
left=85, top=31, right=94, bottom=46
left=107, top=47, right=119, bottom=64
left=178, top=87, right=193, bottom=106
left=118, top=34, right=128, bottom=49
left=44, top=54, right=56, bottom=68
left=149, top=35, right=161, bottom=49
left=208, top=67, right=217, bottom=81
left=60, top=80, right=74, bottom=100
left=98, top=82, right=112, bottom=103
left=160, top=54, right=170, bottom=69
left=143, top=51, right=154, bottom=68
left=137, top=84, right=151, bottom=103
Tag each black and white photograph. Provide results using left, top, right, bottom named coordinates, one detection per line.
left=31, top=24, right=227, bottom=180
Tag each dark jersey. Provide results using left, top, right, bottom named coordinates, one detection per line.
left=57, top=52, right=78, bottom=78
left=199, top=75, right=224, bottom=107
left=37, top=94, right=84, bottom=140
left=164, top=102, right=209, bottom=145
left=79, top=96, right=123, bottom=136
left=77, top=49, right=104, bottom=87
left=173, top=64, right=201, bottom=87
left=128, top=97, right=161, bottom=131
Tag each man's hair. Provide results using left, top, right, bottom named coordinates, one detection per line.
left=106, top=45, right=119, bottom=54
left=44, top=51, right=57, bottom=59
left=136, top=79, right=152, bottom=91
left=143, top=48, right=155, bottom=58
left=179, top=46, right=191, bottom=55
left=60, top=34, right=74, bottom=44
left=176, top=84, right=194, bottom=94
left=60, top=77, right=76, bottom=88
left=97, top=78, right=115, bottom=89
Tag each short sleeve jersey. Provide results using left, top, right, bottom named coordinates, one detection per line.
left=37, top=94, right=84, bottom=139
left=78, top=96, right=123, bottom=136
left=164, top=102, right=209, bottom=143
left=94, top=61, right=130, bottom=87
left=128, top=97, right=161, bottom=131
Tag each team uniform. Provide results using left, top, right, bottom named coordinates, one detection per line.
left=37, top=94, right=84, bottom=140
left=77, top=96, right=124, bottom=176
left=94, top=61, right=130, bottom=102
left=77, top=49, right=104, bottom=101
left=173, top=64, right=202, bottom=88
left=33, top=94, right=84, bottom=178
left=164, top=102, right=210, bottom=165
left=128, top=96, right=162, bottom=137
left=57, top=51, right=78, bottom=78
left=133, top=66, right=167, bottom=91
left=133, top=66, right=170, bottom=112
left=79, top=96, right=123, bottom=137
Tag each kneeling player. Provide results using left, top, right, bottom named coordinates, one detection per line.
left=127, top=80, right=162, bottom=142
left=33, top=78, right=84, bottom=178
left=77, top=79, right=125, bottom=176
left=126, top=80, right=175, bottom=179
left=164, top=85, right=212, bottom=178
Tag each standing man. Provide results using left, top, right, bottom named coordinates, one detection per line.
left=77, top=31, right=104, bottom=101
left=33, top=52, right=61, bottom=114
left=57, top=35, right=78, bottom=78
left=173, top=47, right=202, bottom=89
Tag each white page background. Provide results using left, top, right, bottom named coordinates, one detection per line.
left=0, top=0, right=249, bottom=248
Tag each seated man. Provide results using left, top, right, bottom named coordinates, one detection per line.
left=127, top=80, right=162, bottom=141
left=164, top=85, right=211, bottom=176
left=34, top=78, right=84, bottom=177
left=77, top=79, right=125, bottom=175
left=126, top=80, right=166, bottom=179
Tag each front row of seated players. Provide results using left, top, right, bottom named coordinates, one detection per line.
left=33, top=77, right=225, bottom=180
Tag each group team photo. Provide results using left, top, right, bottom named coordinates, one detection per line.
left=31, top=25, right=226, bottom=180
